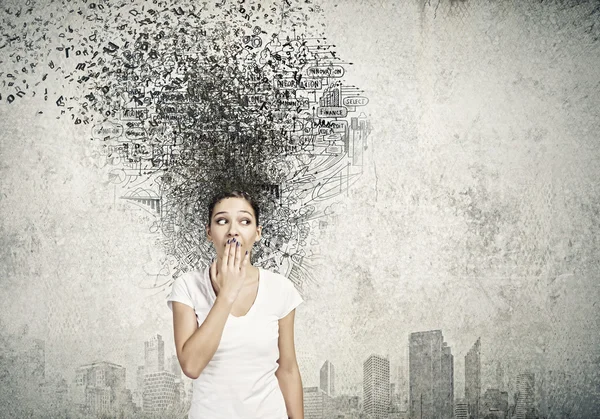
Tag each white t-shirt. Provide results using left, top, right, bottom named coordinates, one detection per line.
left=166, top=264, right=303, bottom=419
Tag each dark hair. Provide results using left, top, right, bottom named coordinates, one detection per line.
left=207, top=190, right=260, bottom=227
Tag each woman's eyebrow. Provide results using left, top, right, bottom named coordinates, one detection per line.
left=213, top=210, right=253, bottom=217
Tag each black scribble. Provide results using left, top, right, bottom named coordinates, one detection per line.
left=0, top=0, right=372, bottom=290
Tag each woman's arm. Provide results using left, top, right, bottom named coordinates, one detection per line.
left=275, top=309, right=304, bottom=419
left=173, top=244, right=249, bottom=379
left=172, top=293, right=235, bottom=379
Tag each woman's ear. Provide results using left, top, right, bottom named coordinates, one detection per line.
left=206, top=225, right=212, bottom=242
left=255, top=225, right=262, bottom=241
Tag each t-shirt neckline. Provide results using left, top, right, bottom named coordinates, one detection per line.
left=206, top=264, right=262, bottom=319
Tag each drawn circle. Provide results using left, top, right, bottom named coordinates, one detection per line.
left=108, top=168, right=127, bottom=184
left=252, top=36, right=262, bottom=48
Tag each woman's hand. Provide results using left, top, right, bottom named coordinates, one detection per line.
left=210, top=238, right=250, bottom=302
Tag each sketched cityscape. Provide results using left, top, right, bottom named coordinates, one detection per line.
left=3, top=330, right=578, bottom=419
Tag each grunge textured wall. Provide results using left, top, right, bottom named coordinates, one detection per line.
left=1, top=0, right=598, bottom=418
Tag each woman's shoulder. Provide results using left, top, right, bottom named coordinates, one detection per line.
left=173, top=266, right=212, bottom=295
left=259, top=266, right=296, bottom=289
left=174, top=268, right=202, bottom=284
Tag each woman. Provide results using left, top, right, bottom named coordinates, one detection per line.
left=167, top=190, right=304, bottom=419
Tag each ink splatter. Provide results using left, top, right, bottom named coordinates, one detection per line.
left=0, top=0, right=372, bottom=287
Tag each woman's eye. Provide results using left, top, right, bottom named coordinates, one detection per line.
left=216, top=219, right=250, bottom=225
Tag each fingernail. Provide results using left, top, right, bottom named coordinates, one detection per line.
left=236, top=242, right=240, bottom=247
left=245, top=250, right=248, bottom=255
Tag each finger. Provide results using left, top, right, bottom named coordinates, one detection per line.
left=222, top=240, right=231, bottom=268
left=234, top=241, right=242, bottom=269
left=240, top=250, right=249, bottom=276
left=210, top=259, right=217, bottom=282
left=228, top=239, right=237, bottom=268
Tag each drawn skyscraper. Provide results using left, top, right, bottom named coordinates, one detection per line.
left=455, top=398, right=468, bottom=419
left=363, top=354, right=390, bottom=419
left=144, top=334, right=165, bottom=373
left=297, top=350, right=319, bottom=387
left=133, top=365, right=144, bottom=408
left=397, top=351, right=410, bottom=411
left=496, top=361, right=505, bottom=392
left=409, top=330, right=454, bottom=419
left=515, top=372, right=535, bottom=419
left=442, top=342, right=454, bottom=418
left=142, top=334, right=176, bottom=413
left=73, top=361, right=135, bottom=416
left=303, top=386, right=331, bottom=419
left=320, top=360, right=335, bottom=397
left=319, top=84, right=341, bottom=107
left=465, top=338, right=481, bottom=419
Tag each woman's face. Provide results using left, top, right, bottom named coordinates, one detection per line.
left=206, top=197, right=262, bottom=260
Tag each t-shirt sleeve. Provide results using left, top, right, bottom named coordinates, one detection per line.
left=166, top=276, right=194, bottom=312
left=278, top=278, right=304, bottom=319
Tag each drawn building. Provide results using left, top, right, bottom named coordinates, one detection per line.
left=141, top=334, right=177, bottom=413
left=350, top=114, right=368, bottom=166
left=320, top=360, right=335, bottom=397
left=73, top=361, right=135, bottom=416
left=319, top=85, right=341, bottom=107
left=481, top=388, right=509, bottom=419
left=495, top=361, right=506, bottom=392
left=304, top=386, right=332, bottom=419
left=441, top=342, right=454, bottom=418
left=465, top=338, right=481, bottom=419
left=363, top=354, right=390, bottom=419
left=329, top=394, right=361, bottom=417
left=515, top=372, right=535, bottom=419
left=132, top=365, right=145, bottom=408
left=409, top=330, right=454, bottom=419
left=395, top=359, right=410, bottom=411
left=142, top=370, right=177, bottom=413
left=455, top=398, right=468, bottom=419
left=145, top=334, right=165, bottom=373
left=297, top=350, right=320, bottom=387
left=173, top=378, right=187, bottom=411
